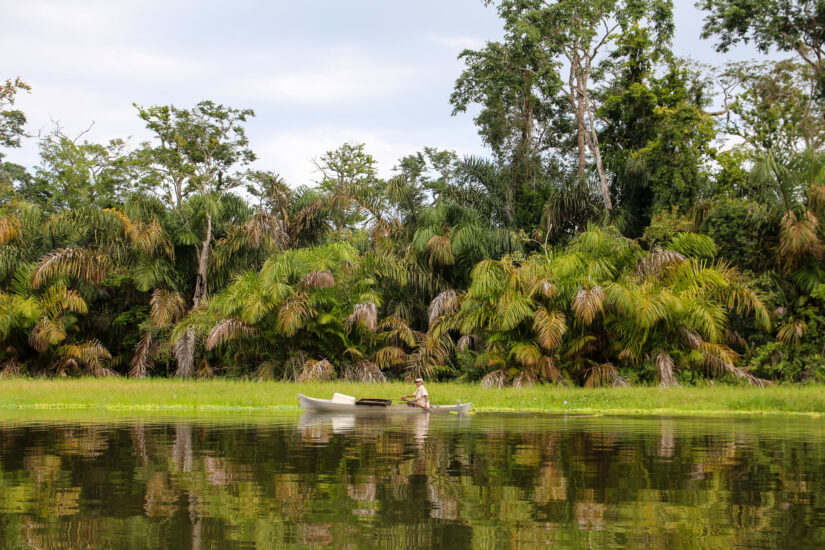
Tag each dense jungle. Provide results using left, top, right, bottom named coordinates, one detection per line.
left=1, top=0, right=824, bottom=388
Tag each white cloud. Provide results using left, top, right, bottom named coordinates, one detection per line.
left=219, top=49, right=426, bottom=105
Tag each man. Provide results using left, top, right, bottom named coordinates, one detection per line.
left=402, top=378, right=429, bottom=409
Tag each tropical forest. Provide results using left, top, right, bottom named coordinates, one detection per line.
left=1, top=0, right=824, bottom=390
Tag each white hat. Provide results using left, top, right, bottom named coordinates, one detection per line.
left=415, top=377, right=424, bottom=383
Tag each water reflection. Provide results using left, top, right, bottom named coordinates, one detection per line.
left=0, top=414, right=823, bottom=549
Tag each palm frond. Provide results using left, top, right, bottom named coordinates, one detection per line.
left=700, top=341, right=769, bottom=386
left=343, top=360, right=386, bottom=383
left=373, top=346, right=406, bottom=370
left=584, top=363, right=619, bottom=388
left=777, top=319, right=807, bottom=346
left=205, top=318, right=258, bottom=350
left=61, top=339, right=115, bottom=377
left=129, top=333, right=155, bottom=378
left=572, top=285, right=605, bottom=325
left=512, top=369, right=537, bottom=388
left=533, top=307, right=567, bottom=350
left=656, top=353, right=678, bottom=387
left=0, top=215, right=22, bottom=245
left=426, top=234, right=455, bottom=266
left=173, top=328, right=196, bottom=378
left=277, top=294, right=313, bottom=337
left=511, top=342, right=541, bottom=367
left=667, top=233, right=717, bottom=259
left=495, top=290, right=534, bottom=330
left=297, top=358, right=336, bottom=382
left=150, top=289, right=186, bottom=327
left=301, top=270, right=335, bottom=289
left=778, top=210, right=822, bottom=267
left=32, top=247, right=112, bottom=288
left=346, top=302, right=378, bottom=332
left=480, top=368, right=507, bottom=388
left=427, top=289, right=461, bottom=326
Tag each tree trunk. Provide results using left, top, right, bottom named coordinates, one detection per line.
left=175, top=211, right=212, bottom=377
left=583, top=86, right=613, bottom=212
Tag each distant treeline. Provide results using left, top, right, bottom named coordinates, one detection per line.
left=0, top=0, right=823, bottom=386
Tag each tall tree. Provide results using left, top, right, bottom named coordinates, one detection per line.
left=135, top=101, right=256, bottom=376
left=599, top=27, right=717, bottom=228
left=497, top=0, right=675, bottom=213
left=697, top=0, right=825, bottom=99
left=451, top=23, right=569, bottom=215
left=0, top=78, right=31, bottom=202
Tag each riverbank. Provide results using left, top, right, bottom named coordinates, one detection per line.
left=0, top=379, right=823, bottom=416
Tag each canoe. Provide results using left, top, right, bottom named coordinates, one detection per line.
left=298, top=393, right=471, bottom=414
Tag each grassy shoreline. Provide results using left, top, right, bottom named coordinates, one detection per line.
left=0, top=378, right=823, bottom=417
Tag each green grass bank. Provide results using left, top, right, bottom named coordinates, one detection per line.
left=0, top=379, right=823, bottom=417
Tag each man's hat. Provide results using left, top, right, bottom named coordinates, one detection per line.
left=415, top=377, right=424, bottom=383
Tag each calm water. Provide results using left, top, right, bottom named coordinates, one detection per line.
left=0, top=412, right=823, bottom=549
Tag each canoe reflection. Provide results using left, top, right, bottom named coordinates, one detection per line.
left=298, top=411, right=432, bottom=439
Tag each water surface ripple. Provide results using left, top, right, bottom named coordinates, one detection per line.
left=0, top=413, right=822, bottom=549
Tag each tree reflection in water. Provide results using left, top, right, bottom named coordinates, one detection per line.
left=0, top=414, right=822, bottom=549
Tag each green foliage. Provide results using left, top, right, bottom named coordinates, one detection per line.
left=700, top=200, right=777, bottom=271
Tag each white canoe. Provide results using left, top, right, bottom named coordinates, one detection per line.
left=298, top=393, right=471, bottom=414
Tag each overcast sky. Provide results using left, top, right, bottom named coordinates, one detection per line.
left=2, top=1, right=773, bottom=187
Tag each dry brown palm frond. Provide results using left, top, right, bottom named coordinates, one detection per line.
left=373, top=346, right=406, bottom=370
left=32, top=247, right=112, bottom=288
left=572, top=285, right=605, bottom=325
left=343, top=360, right=386, bottom=383
left=655, top=353, right=678, bottom=387
left=725, top=330, right=747, bottom=349
left=62, top=339, right=115, bottom=377
left=777, top=319, right=807, bottom=347
left=700, top=341, right=770, bottom=386
left=346, top=302, right=378, bottom=332
left=481, top=369, right=507, bottom=388
left=0, top=215, right=22, bottom=245
left=32, top=248, right=112, bottom=288
left=637, top=248, right=687, bottom=278
left=537, top=356, right=567, bottom=385
left=300, top=270, right=335, bottom=289
left=533, top=307, right=567, bottom=350
left=173, top=328, right=196, bottom=378
left=584, top=363, right=619, bottom=388
left=426, top=234, right=455, bottom=266
left=128, top=218, right=174, bottom=258
left=778, top=210, right=823, bottom=267
left=512, top=369, right=537, bottom=388
left=681, top=326, right=703, bottom=350
left=150, top=289, right=186, bottom=327
left=297, top=358, right=335, bottom=382
left=206, top=318, right=258, bottom=350
left=531, top=279, right=557, bottom=299
left=457, top=334, right=478, bottom=352
left=243, top=212, right=289, bottom=250
left=129, top=333, right=155, bottom=378
left=427, top=289, right=461, bottom=326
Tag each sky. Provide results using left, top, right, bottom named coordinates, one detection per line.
left=2, top=0, right=774, bottom=187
